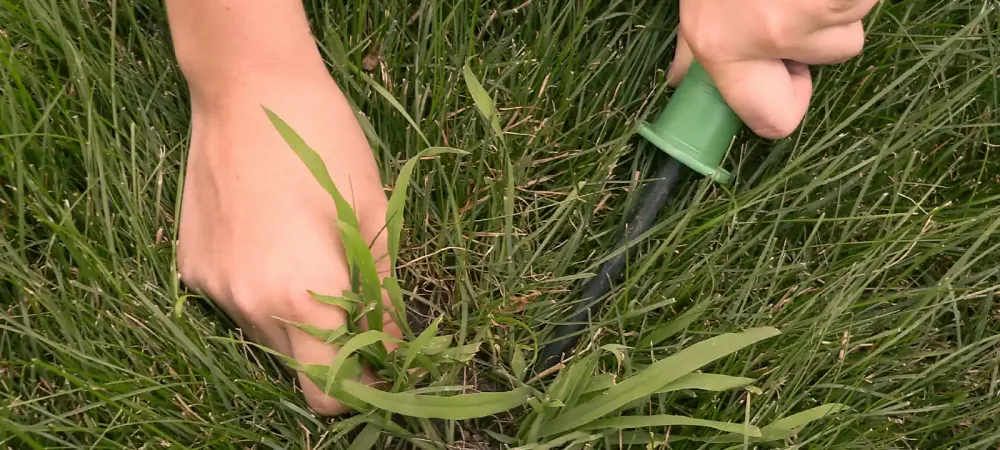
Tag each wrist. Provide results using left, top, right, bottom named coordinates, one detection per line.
left=181, top=57, right=332, bottom=113
left=167, top=0, right=331, bottom=107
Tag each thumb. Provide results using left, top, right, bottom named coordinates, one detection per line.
left=706, top=59, right=813, bottom=139
left=666, top=33, right=694, bottom=87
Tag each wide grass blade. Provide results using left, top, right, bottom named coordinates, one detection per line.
left=516, top=432, right=601, bottom=450
left=285, top=321, right=349, bottom=345
left=759, top=404, right=850, bottom=440
left=336, top=220, right=385, bottom=331
left=340, top=381, right=533, bottom=420
left=263, top=107, right=360, bottom=231
left=347, top=423, right=381, bottom=450
left=706, top=404, right=850, bottom=443
left=543, top=327, right=780, bottom=436
left=324, top=330, right=401, bottom=394
left=581, top=373, right=616, bottom=395
left=402, top=316, right=441, bottom=372
left=511, top=346, right=527, bottom=380
left=581, top=372, right=758, bottom=398
left=582, top=415, right=762, bottom=437
left=636, top=301, right=709, bottom=350
left=657, top=373, right=757, bottom=394
left=381, top=277, right=412, bottom=338
left=385, top=147, right=466, bottom=270
left=463, top=60, right=506, bottom=143
left=309, top=291, right=360, bottom=319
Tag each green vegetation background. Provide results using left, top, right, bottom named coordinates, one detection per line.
left=1, top=0, right=999, bottom=448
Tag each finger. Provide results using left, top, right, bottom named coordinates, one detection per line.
left=814, top=0, right=880, bottom=26
left=784, top=21, right=865, bottom=65
left=288, top=335, right=381, bottom=416
left=283, top=279, right=356, bottom=416
left=666, top=32, right=694, bottom=87
left=261, top=242, right=359, bottom=416
left=285, top=290, right=385, bottom=417
left=707, top=59, right=812, bottom=140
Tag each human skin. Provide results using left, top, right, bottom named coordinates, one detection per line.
left=165, top=0, right=399, bottom=416
left=165, top=0, right=877, bottom=416
left=667, top=0, right=880, bottom=139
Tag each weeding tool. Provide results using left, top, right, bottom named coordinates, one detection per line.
left=535, top=60, right=744, bottom=374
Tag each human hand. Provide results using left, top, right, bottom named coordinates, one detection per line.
left=666, top=0, right=879, bottom=139
left=175, top=69, right=401, bottom=416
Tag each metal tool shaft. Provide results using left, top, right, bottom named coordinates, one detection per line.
left=535, top=154, right=686, bottom=374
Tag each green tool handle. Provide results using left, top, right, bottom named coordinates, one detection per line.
left=638, top=60, right=743, bottom=184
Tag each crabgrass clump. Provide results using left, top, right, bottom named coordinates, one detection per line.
left=262, top=89, right=848, bottom=446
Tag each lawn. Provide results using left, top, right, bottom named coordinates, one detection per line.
left=2, top=0, right=1000, bottom=448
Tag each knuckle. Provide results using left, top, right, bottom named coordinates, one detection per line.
left=282, top=282, right=350, bottom=321
left=227, top=281, right=274, bottom=322
left=683, top=25, right=725, bottom=63
left=760, top=11, right=795, bottom=53
left=825, top=0, right=856, bottom=15
left=226, top=256, right=353, bottom=327
left=764, top=27, right=796, bottom=54
left=757, top=119, right=799, bottom=140
left=278, top=275, right=354, bottom=327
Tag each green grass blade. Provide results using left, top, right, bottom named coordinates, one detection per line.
left=356, top=71, right=431, bottom=146
left=263, top=107, right=360, bottom=231
left=511, top=346, right=527, bottom=380
left=346, top=423, right=381, bottom=450
left=636, top=301, right=709, bottom=350
left=484, top=430, right=517, bottom=445
left=707, top=404, right=850, bottom=443
left=324, top=330, right=401, bottom=394
left=402, top=316, right=442, bottom=372
left=385, top=147, right=466, bottom=270
left=581, top=372, right=756, bottom=397
left=336, top=220, right=385, bottom=331
left=430, top=341, right=481, bottom=363
left=561, top=353, right=603, bottom=409
left=309, top=291, right=360, bottom=319
left=657, top=373, right=757, bottom=394
left=420, top=335, right=454, bottom=356
left=463, top=60, right=505, bottom=143
left=758, top=404, right=850, bottom=440
left=285, top=321, right=350, bottom=345
left=340, top=381, right=532, bottom=420
left=382, top=276, right=412, bottom=339
left=517, top=432, right=599, bottom=450
left=583, top=415, right=762, bottom=437
left=581, top=373, right=616, bottom=395
left=543, top=327, right=780, bottom=436
left=330, top=413, right=372, bottom=442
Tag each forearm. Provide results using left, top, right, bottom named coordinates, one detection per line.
left=166, top=0, right=328, bottom=100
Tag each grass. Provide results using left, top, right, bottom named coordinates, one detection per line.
left=2, top=0, right=999, bottom=448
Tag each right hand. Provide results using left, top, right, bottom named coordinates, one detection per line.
left=666, top=0, right=879, bottom=139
